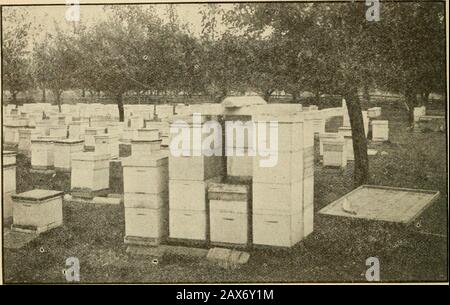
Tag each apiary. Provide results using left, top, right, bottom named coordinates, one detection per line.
left=371, top=120, right=389, bottom=142
left=71, top=152, right=110, bottom=197
left=53, top=139, right=85, bottom=171
left=12, top=189, right=64, bottom=233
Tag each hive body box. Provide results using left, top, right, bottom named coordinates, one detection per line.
left=4, top=123, right=27, bottom=145
left=368, top=107, right=382, bottom=118
left=131, top=139, right=162, bottom=157
left=168, top=115, right=224, bottom=242
left=12, top=189, right=64, bottom=233
left=122, top=151, right=169, bottom=243
left=2, top=151, right=17, bottom=220
left=319, top=132, right=339, bottom=156
left=53, top=139, right=85, bottom=171
left=252, top=114, right=314, bottom=248
left=68, top=121, right=89, bottom=139
left=322, top=137, right=347, bottom=168
left=95, top=134, right=119, bottom=159
left=18, top=128, right=40, bottom=157
left=371, top=120, right=389, bottom=142
left=71, top=152, right=110, bottom=196
left=208, top=183, right=250, bottom=246
left=49, top=125, right=67, bottom=138
left=84, top=127, right=106, bottom=149
left=338, top=126, right=354, bottom=161
left=31, top=138, right=55, bottom=169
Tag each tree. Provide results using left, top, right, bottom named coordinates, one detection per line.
left=374, top=2, right=446, bottom=126
left=225, top=2, right=374, bottom=186
left=2, top=8, right=33, bottom=108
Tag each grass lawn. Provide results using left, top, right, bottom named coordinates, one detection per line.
left=3, top=103, right=448, bottom=283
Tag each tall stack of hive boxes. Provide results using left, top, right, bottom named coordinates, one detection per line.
left=123, top=133, right=169, bottom=244
left=252, top=113, right=314, bottom=247
left=168, top=115, right=223, bottom=243
left=2, top=151, right=17, bottom=221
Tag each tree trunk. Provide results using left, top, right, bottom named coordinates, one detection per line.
left=116, top=93, right=124, bottom=122
left=315, top=90, right=320, bottom=104
left=12, top=91, right=18, bottom=108
left=292, top=92, right=297, bottom=103
left=405, top=87, right=417, bottom=127
left=81, top=88, right=86, bottom=98
left=344, top=86, right=369, bottom=187
left=263, top=89, right=274, bottom=102
left=56, top=92, right=62, bottom=113
left=363, top=84, right=370, bottom=102
left=42, top=87, right=46, bottom=102
left=421, top=91, right=430, bottom=104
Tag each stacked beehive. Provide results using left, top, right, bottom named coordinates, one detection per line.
left=70, top=152, right=110, bottom=198
left=252, top=114, right=314, bottom=247
left=168, top=115, right=223, bottom=243
left=123, top=125, right=169, bottom=245
left=54, top=139, right=85, bottom=172
left=2, top=151, right=17, bottom=221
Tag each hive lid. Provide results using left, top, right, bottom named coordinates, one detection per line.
left=54, top=139, right=84, bottom=144
left=12, top=189, right=64, bottom=201
left=222, top=96, right=267, bottom=108
left=121, top=151, right=169, bottom=167
left=71, top=152, right=110, bottom=161
left=131, top=139, right=162, bottom=143
left=371, top=120, right=388, bottom=125
left=208, top=182, right=250, bottom=194
left=3, top=150, right=17, bottom=156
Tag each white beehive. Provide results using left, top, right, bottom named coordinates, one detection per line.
left=71, top=152, right=110, bottom=193
left=2, top=151, right=17, bottom=220
left=31, top=138, right=55, bottom=169
left=122, top=152, right=169, bottom=195
left=338, top=126, right=354, bottom=161
left=137, top=128, right=159, bottom=141
left=319, top=132, right=340, bottom=156
left=362, top=111, right=369, bottom=137
left=208, top=183, right=250, bottom=246
left=125, top=207, right=168, bottom=239
left=68, top=121, right=89, bottom=139
left=95, top=134, right=119, bottom=159
left=53, top=139, right=85, bottom=171
left=18, top=128, right=40, bottom=157
left=368, top=107, right=382, bottom=118
left=372, top=120, right=389, bottom=142
left=49, top=125, right=67, bottom=138
left=322, top=136, right=347, bottom=168
left=251, top=114, right=314, bottom=247
left=12, top=189, right=64, bottom=233
left=84, top=127, right=106, bottom=149
left=131, top=139, right=162, bottom=157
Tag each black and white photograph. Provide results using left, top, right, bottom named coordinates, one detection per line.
left=0, top=0, right=448, bottom=286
